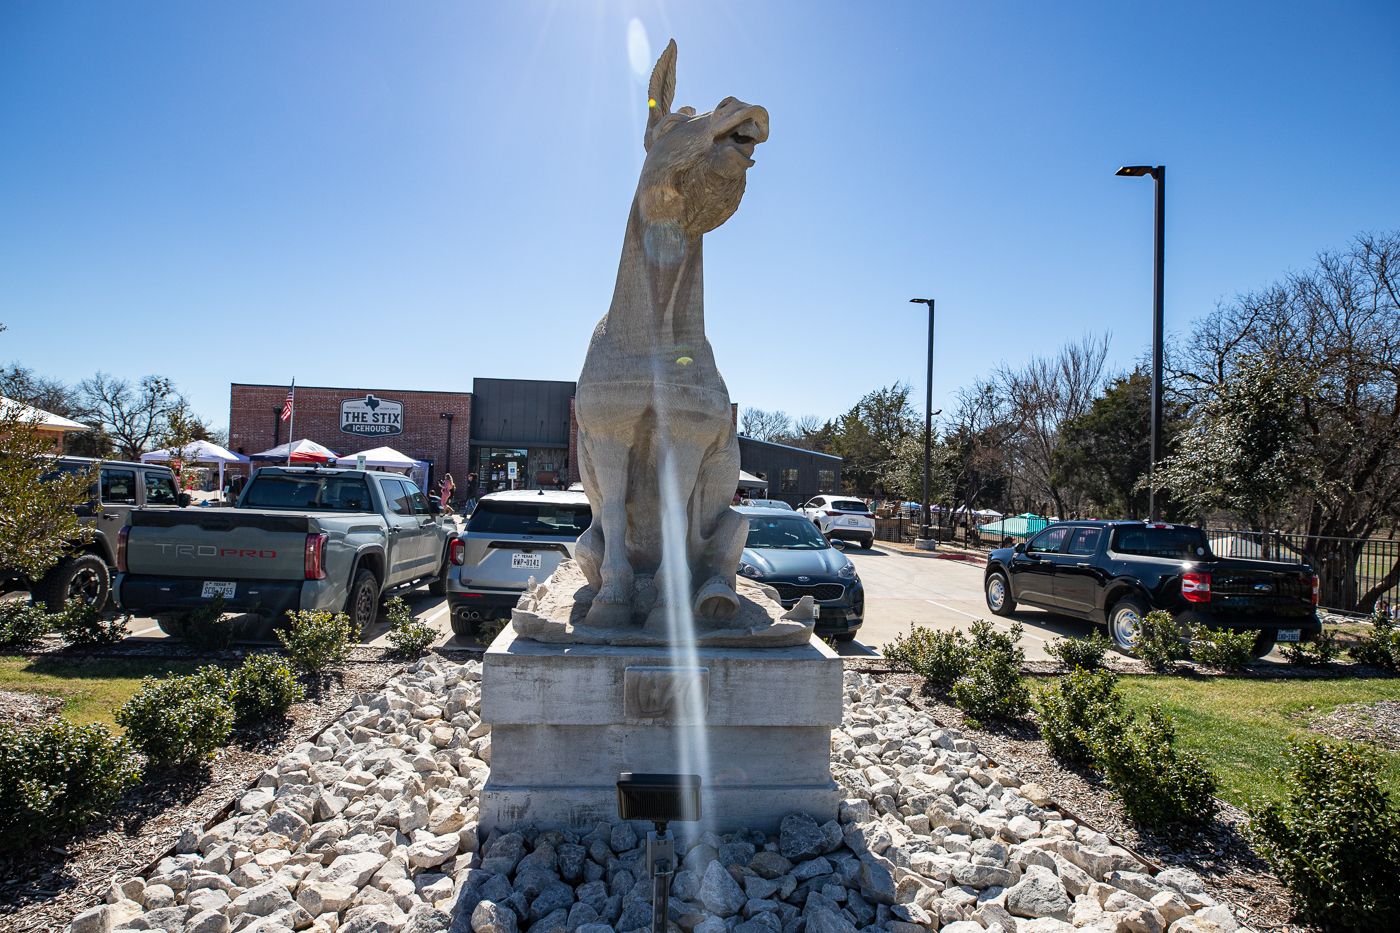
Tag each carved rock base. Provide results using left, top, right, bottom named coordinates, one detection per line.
left=510, top=560, right=816, bottom=648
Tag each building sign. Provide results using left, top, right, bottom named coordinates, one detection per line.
left=340, top=394, right=404, bottom=437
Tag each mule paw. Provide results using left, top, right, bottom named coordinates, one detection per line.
left=583, top=599, right=633, bottom=628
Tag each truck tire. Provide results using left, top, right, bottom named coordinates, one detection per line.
left=428, top=549, right=450, bottom=597
left=985, top=571, right=1016, bottom=617
left=346, top=568, right=380, bottom=640
left=1108, top=597, right=1149, bottom=655
left=155, top=614, right=186, bottom=638
left=1251, top=630, right=1277, bottom=659
left=35, top=554, right=110, bottom=613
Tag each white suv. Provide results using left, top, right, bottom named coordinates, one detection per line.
left=799, top=495, right=875, bottom=549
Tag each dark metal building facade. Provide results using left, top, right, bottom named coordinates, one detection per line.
left=737, top=436, right=843, bottom=506
left=469, top=378, right=577, bottom=493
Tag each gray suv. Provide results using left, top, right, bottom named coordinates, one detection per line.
left=447, top=490, right=592, bottom=636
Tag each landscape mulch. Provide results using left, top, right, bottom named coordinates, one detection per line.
left=859, top=663, right=1311, bottom=933
left=0, top=689, right=62, bottom=726
left=1307, top=698, right=1400, bottom=750
left=0, top=644, right=484, bottom=933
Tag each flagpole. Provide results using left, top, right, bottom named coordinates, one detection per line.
left=286, top=379, right=295, bottom=467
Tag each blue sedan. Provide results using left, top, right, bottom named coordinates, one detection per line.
left=735, top=507, right=864, bottom=642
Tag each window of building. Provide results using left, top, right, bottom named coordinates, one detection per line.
left=780, top=468, right=799, bottom=493
left=818, top=469, right=835, bottom=493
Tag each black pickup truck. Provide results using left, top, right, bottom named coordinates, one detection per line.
left=983, top=520, right=1320, bottom=658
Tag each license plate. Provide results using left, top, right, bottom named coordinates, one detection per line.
left=511, top=552, right=542, bottom=570
left=1277, top=629, right=1301, bottom=642
left=202, top=581, right=236, bottom=599
left=845, top=519, right=862, bottom=525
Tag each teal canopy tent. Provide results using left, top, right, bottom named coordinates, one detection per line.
left=976, top=513, right=1050, bottom=539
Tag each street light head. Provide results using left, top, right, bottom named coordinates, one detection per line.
left=1116, top=166, right=1153, bottom=177
left=909, top=298, right=934, bottom=306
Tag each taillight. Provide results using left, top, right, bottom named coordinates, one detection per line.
left=117, top=526, right=129, bottom=574
left=449, top=539, right=466, bottom=566
left=1182, top=572, right=1211, bottom=603
left=1310, top=574, right=1319, bottom=605
left=305, top=533, right=328, bottom=580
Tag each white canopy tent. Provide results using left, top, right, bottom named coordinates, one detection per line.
left=737, top=470, right=768, bottom=490
left=334, top=446, right=430, bottom=494
left=249, top=439, right=341, bottom=464
left=141, top=439, right=249, bottom=490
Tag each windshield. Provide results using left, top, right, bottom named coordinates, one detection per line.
left=831, top=500, right=869, bottom=512
left=243, top=473, right=373, bottom=511
left=466, top=500, right=592, bottom=537
left=745, top=517, right=829, bottom=550
left=1111, top=526, right=1212, bottom=559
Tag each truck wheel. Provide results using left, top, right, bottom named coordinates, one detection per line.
left=1109, top=597, right=1149, bottom=655
left=155, top=614, right=186, bottom=638
left=985, top=571, right=1016, bottom=617
left=1251, top=630, right=1277, bottom=659
left=428, top=549, right=450, bottom=597
left=35, top=554, right=110, bottom=613
left=346, top=569, right=380, bottom=640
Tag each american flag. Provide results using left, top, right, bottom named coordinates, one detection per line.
left=280, top=385, right=294, bottom=422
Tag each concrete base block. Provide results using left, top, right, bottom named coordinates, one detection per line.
left=914, top=538, right=938, bottom=551
left=480, top=627, right=843, bottom=835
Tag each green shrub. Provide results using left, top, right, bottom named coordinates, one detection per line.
left=1047, top=630, right=1111, bottom=671
left=1349, top=611, right=1400, bottom=672
left=277, top=610, right=354, bottom=673
left=53, top=599, right=128, bottom=646
left=182, top=596, right=240, bottom=652
left=0, top=719, right=141, bottom=850
left=883, top=624, right=970, bottom=687
left=1137, top=609, right=1190, bottom=671
left=0, top=599, right=52, bottom=647
left=1088, top=703, right=1218, bottom=828
left=952, top=620, right=1031, bottom=721
left=1036, top=669, right=1124, bottom=763
left=384, top=597, right=437, bottom=657
left=230, top=654, right=304, bottom=724
left=114, top=667, right=234, bottom=767
left=1191, top=627, right=1257, bottom=671
left=1281, top=628, right=1341, bottom=667
left=1250, top=741, right=1399, bottom=933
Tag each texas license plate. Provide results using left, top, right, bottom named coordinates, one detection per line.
left=1277, top=629, right=1301, bottom=642
left=202, top=581, right=236, bottom=599
left=845, top=519, right=862, bottom=525
left=511, top=553, right=542, bottom=570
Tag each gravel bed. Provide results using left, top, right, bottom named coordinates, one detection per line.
left=877, top=673, right=1304, bottom=933
left=1307, top=699, right=1400, bottom=750
left=0, top=689, right=63, bottom=726
left=0, top=659, right=403, bottom=933
left=62, top=661, right=1251, bottom=933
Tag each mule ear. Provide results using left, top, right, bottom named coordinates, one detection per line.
left=645, top=39, right=678, bottom=148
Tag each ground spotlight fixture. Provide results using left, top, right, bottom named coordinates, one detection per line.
left=617, top=773, right=702, bottom=933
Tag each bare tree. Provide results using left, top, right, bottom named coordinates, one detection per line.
left=994, top=333, right=1112, bottom=517
left=80, top=373, right=180, bottom=461
left=740, top=408, right=794, bottom=442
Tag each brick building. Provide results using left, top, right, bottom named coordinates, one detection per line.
left=229, top=380, right=840, bottom=501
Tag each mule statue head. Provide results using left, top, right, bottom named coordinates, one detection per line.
left=635, top=40, right=770, bottom=244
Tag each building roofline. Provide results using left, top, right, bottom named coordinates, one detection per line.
left=736, top=435, right=842, bottom=460
left=230, top=383, right=472, bottom=397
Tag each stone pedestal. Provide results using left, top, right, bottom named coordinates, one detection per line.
left=479, top=627, right=842, bottom=836
left=914, top=538, right=938, bottom=551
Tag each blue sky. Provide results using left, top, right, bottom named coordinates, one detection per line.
left=2, top=2, right=1397, bottom=434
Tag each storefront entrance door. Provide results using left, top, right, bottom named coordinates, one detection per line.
left=484, top=448, right=528, bottom=492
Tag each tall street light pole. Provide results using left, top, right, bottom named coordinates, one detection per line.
left=1116, top=165, right=1166, bottom=521
left=440, top=413, right=455, bottom=476
left=909, top=299, right=936, bottom=549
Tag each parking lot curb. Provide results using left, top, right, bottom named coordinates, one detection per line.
left=869, top=544, right=988, bottom=565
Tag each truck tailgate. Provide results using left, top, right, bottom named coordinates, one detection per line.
left=1209, top=559, right=1314, bottom=617
left=126, top=509, right=311, bottom=580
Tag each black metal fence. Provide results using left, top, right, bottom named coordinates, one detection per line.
left=1203, top=528, right=1400, bottom=615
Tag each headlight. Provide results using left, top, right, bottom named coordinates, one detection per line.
left=838, top=562, right=856, bottom=580
left=738, top=562, right=762, bottom=579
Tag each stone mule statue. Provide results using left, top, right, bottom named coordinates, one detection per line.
left=573, top=39, right=770, bottom=633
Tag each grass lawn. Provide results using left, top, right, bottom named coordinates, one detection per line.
left=1117, top=674, right=1400, bottom=807
left=0, top=655, right=205, bottom=729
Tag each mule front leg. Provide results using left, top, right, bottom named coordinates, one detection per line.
left=581, top=434, right=635, bottom=627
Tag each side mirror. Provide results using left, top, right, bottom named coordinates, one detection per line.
left=831, top=539, right=846, bottom=550
left=178, top=493, right=192, bottom=508
left=1014, top=542, right=1026, bottom=554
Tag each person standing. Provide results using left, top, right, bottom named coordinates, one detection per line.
left=439, top=473, right=455, bottom=514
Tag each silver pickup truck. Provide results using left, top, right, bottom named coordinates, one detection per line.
left=115, top=467, right=454, bottom=638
